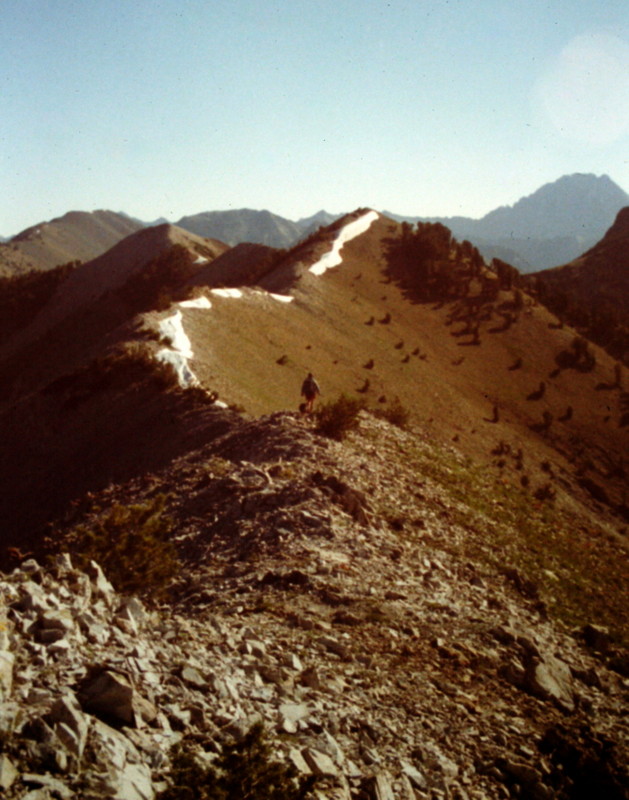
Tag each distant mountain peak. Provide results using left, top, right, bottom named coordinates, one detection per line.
left=1, top=210, right=145, bottom=276
left=480, top=173, right=628, bottom=231
left=175, top=208, right=303, bottom=248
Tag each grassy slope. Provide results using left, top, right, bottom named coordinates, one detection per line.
left=180, top=214, right=628, bottom=510
left=1, top=212, right=627, bottom=617
left=8, top=210, right=143, bottom=272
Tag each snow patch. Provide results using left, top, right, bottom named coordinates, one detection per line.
left=204, top=286, right=294, bottom=303
left=309, top=210, right=379, bottom=276
left=252, top=290, right=294, bottom=303
left=180, top=296, right=212, bottom=309
left=156, top=309, right=198, bottom=387
left=156, top=348, right=198, bottom=387
left=194, top=255, right=209, bottom=264
left=211, top=288, right=243, bottom=298
left=158, top=310, right=193, bottom=357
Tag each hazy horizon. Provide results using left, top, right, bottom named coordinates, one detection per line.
left=2, top=0, right=629, bottom=236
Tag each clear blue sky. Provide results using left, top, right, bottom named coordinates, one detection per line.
left=2, top=0, right=628, bottom=236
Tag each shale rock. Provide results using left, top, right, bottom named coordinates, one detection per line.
left=1, top=412, right=627, bottom=799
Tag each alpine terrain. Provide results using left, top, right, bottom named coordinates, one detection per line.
left=0, top=208, right=627, bottom=800
left=524, top=207, right=629, bottom=364
left=0, top=210, right=144, bottom=277
left=390, top=174, right=629, bottom=272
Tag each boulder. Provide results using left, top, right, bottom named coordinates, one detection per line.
left=22, top=773, right=74, bottom=799
left=49, top=693, right=90, bottom=757
left=525, top=655, right=575, bottom=713
left=580, top=623, right=613, bottom=653
left=370, top=770, right=396, bottom=800
left=180, top=664, right=207, bottom=688
left=86, top=561, right=116, bottom=605
left=113, top=763, right=155, bottom=800
left=302, top=747, right=339, bottom=777
left=400, top=759, right=428, bottom=790
left=0, top=754, right=18, bottom=791
left=79, top=669, right=157, bottom=727
left=14, top=580, right=50, bottom=614
left=318, top=635, right=351, bottom=660
left=0, top=650, right=14, bottom=699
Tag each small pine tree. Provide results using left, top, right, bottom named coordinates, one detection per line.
left=160, top=723, right=315, bottom=800
left=68, top=494, right=179, bottom=598
left=315, top=394, right=365, bottom=440
left=373, top=396, right=410, bottom=429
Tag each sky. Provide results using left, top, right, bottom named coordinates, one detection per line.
left=2, top=0, right=629, bottom=236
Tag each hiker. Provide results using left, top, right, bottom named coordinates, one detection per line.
left=300, top=372, right=321, bottom=413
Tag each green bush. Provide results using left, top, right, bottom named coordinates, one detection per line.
left=160, top=723, right=315, bottom=800
left=68, top=494, right=179, bottom=598
left=373, top=396, right=410, bottom=429
left=315, top=394, right=365, bottom=440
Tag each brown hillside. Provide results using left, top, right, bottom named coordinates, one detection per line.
left=0, top=243, right=35, bottom=278
left=526, top=207, right=629, bottom=363
left=0, top=210, right=627, bottom=558
left=164, top=212, right=628, bottom=515
left=0, top=224, right=228, bottom=393
left=1, top=211, right=627, bottom=800
left=0, top=209, right=143, bottom=276
left=0, top=354, right=240, bottom=551
left=189, top=242, right=278, bottom=288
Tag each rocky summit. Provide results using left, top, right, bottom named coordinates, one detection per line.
left=1, top=409, right=627, bottom=799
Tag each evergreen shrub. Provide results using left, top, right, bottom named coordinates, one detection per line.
left=315, top=394, right=365, bottom=440
left=68, top=494, right=178, bottom=598
left=373, top=396, right=410, bottom=429
left=159, top=722, right=315, bottom=800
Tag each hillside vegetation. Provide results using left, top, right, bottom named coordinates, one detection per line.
left=526, top=207, right=629, bottom=366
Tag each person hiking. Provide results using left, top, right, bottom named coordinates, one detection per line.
left=300, top=372, right=321, bottom=413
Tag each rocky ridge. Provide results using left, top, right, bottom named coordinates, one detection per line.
left=1, top=411, right=628, bottom=799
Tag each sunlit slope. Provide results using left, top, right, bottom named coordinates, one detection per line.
left=0, top=210, right=144, bottom=276
left=174, top=211, right=628, bottom=507
left=0, top=224, right=228, bottom=403
left=0, top=209, right=627, bottom=553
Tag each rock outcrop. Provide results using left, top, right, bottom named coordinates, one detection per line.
left=1, top=412, right=628, bottom=798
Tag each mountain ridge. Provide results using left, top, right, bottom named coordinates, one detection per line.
left=0, top=224, right=228, bottom=400
left=2, top=208, right=627, bottom=538
left=0, top=207, right=627, bottom=798
left=391, top=173, right=629, bottom=271
left=0, top=209, right=143, bottom=276
left=175, top=208, right=304, bottom=249
left=524, top=206, right=629, bottom=363
left=4, top=173, right=626, bottom=278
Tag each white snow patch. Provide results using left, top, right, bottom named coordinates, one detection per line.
left=156, top=348, right=198, bottom=387
left=252, top=289, right=294, bottom=303
left=194, top=255, right=209, bottom=264
left=180, top=296, right=212, bottom=309
left=309, top=210, right=379, bottom=276
left=158, top=310, right=193, bottom=357
left=211, top=288, right=243, bottom=298
left=156, top=309, right=198, bottom=387
left=152, top=284, right=295, bottom=392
